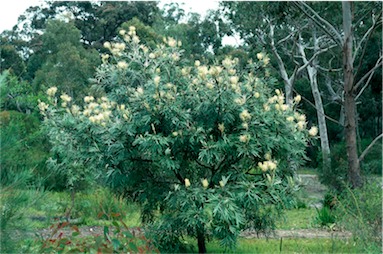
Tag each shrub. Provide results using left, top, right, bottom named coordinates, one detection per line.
left=41, top=26, right=314, bottom=252
left=0, top=169, right=45, bottom=253
left=317, top=139, right=382, bottom=191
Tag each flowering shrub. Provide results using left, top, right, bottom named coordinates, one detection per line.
left=41, top=26, right=316, bottom=252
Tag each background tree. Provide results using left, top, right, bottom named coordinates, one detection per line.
left=293, top=1, right=382, bottom=188
left=32, top=20, right=100, bottom=99
left=221, top=2, right=333, bottom=172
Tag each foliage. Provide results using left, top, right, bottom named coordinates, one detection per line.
left=35, top=215, right=158, bottom=254
left=318, top=138, right=382, bottom=191
left=0, top=42, right=26, bottom=77
left=0, top=110, right=54, bottom=190
left=0, top=71, right=43, bottom=113
left=32, top=20, right=100, bottom=100
left=336, top=178, right=382, bottom=253
left=0, top=169, right=45, bottom=253
left=314, top=207, right=336, bottom=227
left=41, top=26, right=314, bottom=252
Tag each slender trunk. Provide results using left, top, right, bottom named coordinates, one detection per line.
left=308, top=65, right=331, bottom=171
left=342, top=1, right=362, bottom=188
left=197, top=228, right=207, bottom=253
left=298, top=30, right=332, bottom=172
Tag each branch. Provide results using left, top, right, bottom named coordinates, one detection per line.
left=353, top=11, right=382, bottom=62
left=196, top=159, right=214, bottom=170
left=354, top=55, right=383, bottom=91
left=276, top=30, right=296, bottom=46
left=317, top=66, right=342, bottom=72
left=358, top=133, right=383, bottom=163
left=292, top=1, right=342, bottom=46
left=354, top=12, right=382, bottom=78
left=323, top=75, right=343, bottom=104
left=293, top=88, right=343, bottom=126
left=269, top=23, right=290, bottom=85
left=297, top=44, right=337, bottom=74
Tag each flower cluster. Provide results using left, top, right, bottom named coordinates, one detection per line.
left=38, top=100, right=49, bottom=113
left=256, top=52, right=270, bottom=66
left=308, top=126, right=318, bottom=136
left=258, top=160, right=278, bottom=172
left=104, top=41, right=126, bottom=57
left=82, top=96, right=113, bottom=126
left=46, top=86, right=58, bottom=97
left=265, top=89, right=289, bottom=112
left=60, top=93, right=72, bottom=107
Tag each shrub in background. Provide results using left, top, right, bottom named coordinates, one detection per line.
left=317, top=138, right=382, bottom=192
left=41, top=27, right=315, bottom=252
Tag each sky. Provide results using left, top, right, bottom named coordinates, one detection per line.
left=0, top=0, right=220, bottom=33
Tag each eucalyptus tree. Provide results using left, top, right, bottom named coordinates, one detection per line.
left=293, top=1, right=382, bottom=188
left=32, top=20, right=100, bottom=100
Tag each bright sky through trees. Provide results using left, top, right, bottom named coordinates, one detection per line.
left=0, top=0, right=220, bottom=33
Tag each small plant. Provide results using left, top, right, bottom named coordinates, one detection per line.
left=314, top=207, right=336, bottom=227
left=36, top=213, right=158, bottom=253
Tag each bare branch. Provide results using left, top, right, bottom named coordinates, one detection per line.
left=296, top=44, right=337, bottom=74
left=318, top=66, right=342, bottom=72
left=353, top=12, right=382, bottom=77
left=354, top=55, right=383, bottom=91
left=358, top=133, right=383, bottom=163
left=324, top=75, right=343, bottom=104
left=276, top=30, right=296, bottom=46
left=353, top=11, right=382, bottom=62
left=292, top=1, right=342, bottom=46
left=269, top=23, right=291, bottom=85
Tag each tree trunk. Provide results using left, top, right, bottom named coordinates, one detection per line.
left=307, top=65, right=331, bottom=171
left=197, top=228, right=207, bottom=253
left=342, top=1, right=362, bottom=188
left=298, top=31, right=332, bottom=172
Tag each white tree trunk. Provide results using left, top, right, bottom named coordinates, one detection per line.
left=297, top=35, right=331, bottom=172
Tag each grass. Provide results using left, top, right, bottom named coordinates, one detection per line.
left=195, top=238, right=360, bottom=253
left=7, top=186, right=359, bottom=254
left=22, top=188, right=141, bottom=229
left=276, top=208, right=316, bottom=230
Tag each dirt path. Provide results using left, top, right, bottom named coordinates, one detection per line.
left=33, top=225, right=352, bottom=240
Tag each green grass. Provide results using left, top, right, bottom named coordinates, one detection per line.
left=10, top=187, right=360, bottom=254
left=197, top=238, right=359, bottom=253
left=276, top=208, right=316, bottom=230
left=23, top=188, right=141, bottom=229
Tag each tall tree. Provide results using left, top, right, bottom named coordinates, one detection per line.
left=293, top=1, right=382, bottom=188
left=32, top=20, right=100, bottom=99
